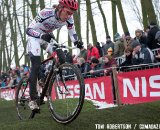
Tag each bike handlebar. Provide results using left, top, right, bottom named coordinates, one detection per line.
left=50, top=39, right=77, bottom=50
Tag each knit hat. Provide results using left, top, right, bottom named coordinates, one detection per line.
left=131, top=40, right=141, bottom=48
left=125, top=32, right=130, bottom=37
left=135, top=29, right=142, bottom=33
left=106, top=35, right=111, bottom=39
left=150, top=21, right=157, bottom=26
left=114, top=33, right=121, bottom=41
left=150, top=21, right=157, bottom=28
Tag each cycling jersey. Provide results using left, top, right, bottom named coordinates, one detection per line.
left=26, top=8, right=78, bottom=43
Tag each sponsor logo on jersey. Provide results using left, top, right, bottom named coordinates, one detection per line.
left=40, top=11, right=53, bottom=17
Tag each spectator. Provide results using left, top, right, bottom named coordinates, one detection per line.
left=87, top=43, right=100, bottom=62
left=1, top=71, right=9, bottom=84
left=134, top=29, right=147, bottom=47
left=103, top=35, right=114, bottom=55
left=131, top=40, right=153, bottom=65
left=77, top=57, right=91, bottom=78
left=155, top=33, right=160, bottom=62
left=114, top=33, right=125, bottom=57
left=23, top=65, right=29, bottom=75
left=155, top=31, right=160, bottom=48
left=0, top=79, right=2, bottom=88
left=147, top=22, right=160, bottom=49
left=155, top=49, right=160, bottom=62
left=106, top=47, right=113, bottom=56
left=96, top=42, right=103, bottom=57
left=120, top=47, right=133, bottom=67
left=123, top=31, right=134, bottom=49
left=89, top=58, right=103, bottom=77
left=78, top=43, right=87, bottom=61
left=102, top=55, right=117, bottom=76
left=1, top=80, right=6, bottom=88
left=101, top=42, right=105, bottom=56
left=144, top=26, right=150, bottom=37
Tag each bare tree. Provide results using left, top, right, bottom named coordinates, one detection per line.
left=112, top=0, right=117, bottom=39
left=152, top=0, right=160, bottom=26
left=86, top=0, right=97, bottom=45
left=5, top=0, right=19, bottom=67
left=124, top=0, right=143, bottom=28
left=140, top=0, right=148, bottom=29
left=96, top=0, right=109, bottom=36
left=117, top=0, right=129, bottom=33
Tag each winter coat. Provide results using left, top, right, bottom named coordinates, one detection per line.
left=134, top=36, right=147, bottom=47
left=103, top=41, right=114, bottom=55
left=132, top=47, right=153, bottom=65
left=147, top=26, right=160, bottom=49
left=87, top=47, right=100, bottom=61
left=114, top=39, right=125, bottom=57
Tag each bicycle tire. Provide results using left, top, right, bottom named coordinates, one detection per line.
left=48, top=63, right=85, bottom=124
left=15, top=76, right=31, bottom=120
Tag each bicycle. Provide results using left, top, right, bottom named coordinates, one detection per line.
left=15, top=39, right=85, bottom=124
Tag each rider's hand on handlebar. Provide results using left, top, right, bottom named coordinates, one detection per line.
left=74, top=41, right=83, bottom=49
left=40, top=33, right=54, bottom=43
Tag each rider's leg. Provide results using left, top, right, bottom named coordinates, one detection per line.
left=29, top=55, right=41, bottom=100
left=27, top=37, right=42, bottom=110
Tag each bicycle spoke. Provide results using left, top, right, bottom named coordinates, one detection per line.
left=48, top=63, right=85, bottom=124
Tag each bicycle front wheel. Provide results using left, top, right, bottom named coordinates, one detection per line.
left=15, top=76, right=31, bottom=120
left=48, top=63, right=85, bottom=124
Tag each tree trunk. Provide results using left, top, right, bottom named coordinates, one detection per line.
left=112, top=0, right=117, bottom=40
left=140, top=0, right=148, bottom=29
left=86, top=0, right=97, bottom=45
left=86, top=15, right=89, bottom=45
left=2, top=21, right=7, bottom=71
left=145, top=0, right=157, bottom=24
left=5, top=0, right=19, bottom=67
left=73, top=12, right=82, bottom=41
left=23, top=0, right=28, bottom=65
left=96, top=0, right=109, bottom=36
left=27, top=1, right=30, bottom=67
left=39, top=0, right=45, bottom=10
left=0, top=3, right=3, bottom=71
left=26, top=0, right=37, bottom=18
left=116, top=0, right=128, bottom=33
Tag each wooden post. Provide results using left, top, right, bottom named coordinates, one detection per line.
left=112, top=66, right=121, bottom=106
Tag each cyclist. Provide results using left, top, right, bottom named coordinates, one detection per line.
left=26, top=0, right=82, bottom=111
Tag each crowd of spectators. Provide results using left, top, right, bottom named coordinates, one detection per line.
left=75, top=21, right=160, bottom=77
left=0, top=65, right=29, bottom=88
left=0, top=22, right=160, bottom=88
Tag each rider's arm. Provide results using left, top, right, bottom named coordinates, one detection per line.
left=66, top=18, right=78, bottom=43
left=26, top=28, right=42, bottom=38
left=26, top=8, right=54, bottom=39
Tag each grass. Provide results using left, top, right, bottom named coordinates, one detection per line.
left=0, top=99, right=160, bottom=130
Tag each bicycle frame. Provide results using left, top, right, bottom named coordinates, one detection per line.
left=29, top=39, right=76, bottom=104
left=38, top=51, right=58, bottom=104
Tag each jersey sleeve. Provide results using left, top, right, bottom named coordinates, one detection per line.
left=26, top=28, right=42, bottom=38
left=66, top=18, right=78, bottom=43
left=26, top=8, right=54, bottom=38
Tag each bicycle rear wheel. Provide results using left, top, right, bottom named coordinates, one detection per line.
left=15, top=76, right=31, bottom=120
left=48, top=63, right=85, bottom=124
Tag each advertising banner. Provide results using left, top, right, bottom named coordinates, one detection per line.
left=117, top=68, right=160, bottom=104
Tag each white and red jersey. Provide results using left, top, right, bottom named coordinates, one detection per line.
left=26, top=8, right=78, bottom=43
